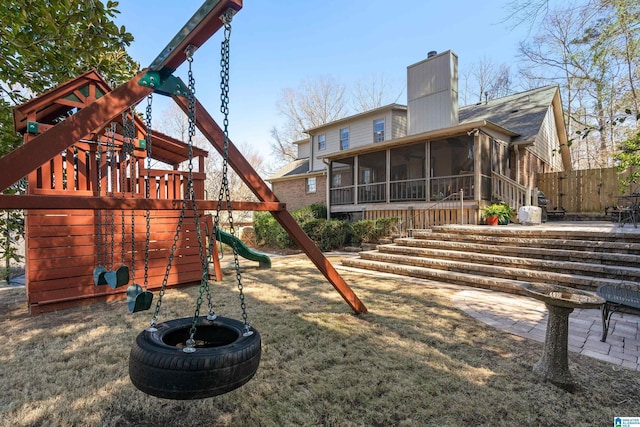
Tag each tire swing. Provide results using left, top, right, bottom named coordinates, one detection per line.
left=129, top=13, right=260, bottom=400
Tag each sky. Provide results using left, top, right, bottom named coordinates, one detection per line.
left=114, top=0, right=536, bottom=164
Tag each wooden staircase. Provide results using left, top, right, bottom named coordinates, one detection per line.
left=342, top=225, right=640, bottom=296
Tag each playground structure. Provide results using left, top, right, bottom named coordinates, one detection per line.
left=0, top=0, right=367, bottom=316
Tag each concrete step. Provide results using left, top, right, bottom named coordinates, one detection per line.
left=422, top=225, right=640, bottom=244
left=344, top=225, right=640, bottom=296
left=392, top=237, right=640, bottom=267
left=354, top=250, right=631, bottom=293
left=408, top=231, right=640, bottom=255
left=341, top=257, right=531, bottom=295
left=377, top=244, right=640, bottom=281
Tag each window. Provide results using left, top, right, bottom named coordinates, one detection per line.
left=373, top=119, right=385, bottom=142
left=317, top=134, right=326, bottom=151
left=340, top=128, right=349, bottom=150
left=306, top=177, right=316, bottom=193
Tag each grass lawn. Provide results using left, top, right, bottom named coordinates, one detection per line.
left=0, top=253, right=638, bottom=426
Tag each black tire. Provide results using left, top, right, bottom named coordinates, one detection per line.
left=129, top=316, right=261, bottom=400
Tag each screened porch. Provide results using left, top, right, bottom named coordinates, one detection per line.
left=328, top=135, right=493, bottom=207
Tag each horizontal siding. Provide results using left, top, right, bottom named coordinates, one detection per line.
left=310, top=111, right=398, bottom=171
left=25, top=209, right=208, bottom=313
left=531, top=106, right=564, bottom=171
left=392, top=110, right=407, bottom=139
left=298, top=141, right=310, bottom=159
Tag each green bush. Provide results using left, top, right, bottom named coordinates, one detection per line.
left=350, top=217, right=400, bottom=244
left=253, top=205, right=399, bottom=251
left=253, top=212, right=294, bottom=248
left=302, top=219, right=351, bottom=251
left=375, top=217, right=401, bottom=236
left=350, top=220, right=377, bottom=244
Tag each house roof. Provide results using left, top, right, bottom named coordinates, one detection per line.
left=304, top=103, right=407, bottom=134
left=268, top=158, right=309, bottom=181
left=459, top=85, right=559, bottom=145
left=12, top=69, right=208, bottom=166
left=273, top=84, right=569, bottom=177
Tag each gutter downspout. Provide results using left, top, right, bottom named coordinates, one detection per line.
left=323, top=158, right=331, bottom=219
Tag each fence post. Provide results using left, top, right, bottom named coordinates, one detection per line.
left=460, top=189, right=464, bottom=225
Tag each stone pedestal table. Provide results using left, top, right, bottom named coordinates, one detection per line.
left=519, top=283, right=604, bottom=391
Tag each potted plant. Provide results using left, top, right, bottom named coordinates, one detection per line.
left=482, top=202, right=515, bottom=225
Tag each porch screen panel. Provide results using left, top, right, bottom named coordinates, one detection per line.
left=429, top=135, right=474, bottom=200
left=390, top=142, right=426, bottom=201
left=330, top=157, right=354, bottom=205
left=358, top=151, right=386, bottom=203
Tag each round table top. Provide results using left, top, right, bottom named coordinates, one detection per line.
left=520, top=283, right=605, bottom=309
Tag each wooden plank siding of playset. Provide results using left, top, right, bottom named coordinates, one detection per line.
left=21, top=139, right=210, bottom=313
left=26, top=209, right=206, bottom=314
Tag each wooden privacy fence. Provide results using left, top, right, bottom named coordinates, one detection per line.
left=537, top=167, right=632, bottom=213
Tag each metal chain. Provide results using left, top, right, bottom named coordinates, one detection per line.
left=148, top=104, right=189, bottom=330
left=120, top=112, right=128, bottom=266
left=214, top=12, right=252, bottom=336
left=96, top=134, right=103, bottom=267
left=184, top=46, right=219, bottom=352
left=129, top=137, right=136, bottom=281
left=143, top=94, right=153, bottom=292
left=108, top=123, right=116, bottom=269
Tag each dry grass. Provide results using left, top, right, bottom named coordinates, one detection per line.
left=0, top=253, right=639, bottom=426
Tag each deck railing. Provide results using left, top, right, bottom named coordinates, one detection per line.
left=491, top=172, right=535, bottom=210
left=357, top=183, right=386, bottom=203
left=330, top=174, right=487, bottom=205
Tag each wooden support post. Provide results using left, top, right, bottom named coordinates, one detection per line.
left=173, top=94, right=368, bottom=314
left=205, top=215, right=223, bottom=282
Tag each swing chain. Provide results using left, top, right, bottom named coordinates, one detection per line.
left=214, top=14, right=252, bottom=335
left=109, top=123, right=116, bottom=269
left=96, top=134, right=103, bottom=267
left=120, top=112, right=128, bottom=266
left=143, top=94, right=153, bottom=291
left=185, top=47, right=218, bottom=351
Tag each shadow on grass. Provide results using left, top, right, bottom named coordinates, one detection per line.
left=0, top=254, right=639, bottom=426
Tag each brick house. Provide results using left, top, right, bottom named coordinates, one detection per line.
left=268, top=50, right=571, bottom=226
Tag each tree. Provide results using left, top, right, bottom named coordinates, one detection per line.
left=270, top=73, right=408, bottom=165
left=461, top=56, right=514, bottom=105
left=157, top=103, right=266, bottom=225
left=270, top=75, right=348, bottom=163
left=0, top=0, right=138, bottom=279
left=351, top=74, right=404, bottom=112
left=512, top=0, right=640, bottom=169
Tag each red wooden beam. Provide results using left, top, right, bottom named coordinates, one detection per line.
left=173, top=95, right=368, bottom=314
left=150, top=0, right=243, bottom=73
left=0, top=194, right=283, bottom=211
left=0, top=70, right=153, bottom=192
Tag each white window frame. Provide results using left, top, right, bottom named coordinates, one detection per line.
left=317, top=134, right=326, bottom=151
left=373, top=119, right=385, bottom=142
left=340, top=127, right=349, bottom=150
left=306, top=177, right=317, bottom=193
